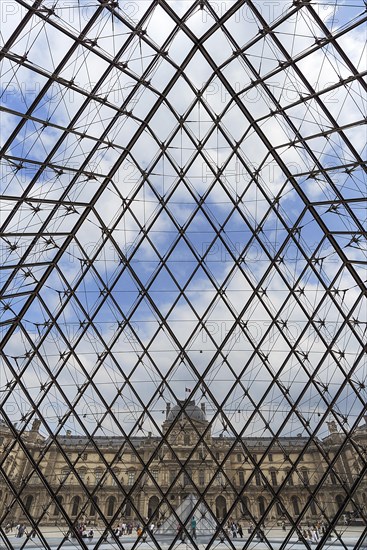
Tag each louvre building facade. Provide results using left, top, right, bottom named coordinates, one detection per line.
left=1, top=401, right=366, bottom=531
left=1, top=0, right=366, bottom=548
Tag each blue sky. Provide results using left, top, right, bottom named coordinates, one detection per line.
left=0, top=0, right=366, bottom=440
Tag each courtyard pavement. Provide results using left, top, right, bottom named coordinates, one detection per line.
left=1, top=525, right=366, bottom=550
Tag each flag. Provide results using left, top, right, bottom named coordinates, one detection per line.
left=185, top=388, right=191, bottom=393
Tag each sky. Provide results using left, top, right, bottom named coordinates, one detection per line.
left=0, top=0, right=366, bottom=443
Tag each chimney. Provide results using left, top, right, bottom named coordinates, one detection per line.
left=31, top=418, right=41, bottom=432
left=327, top=420, right=338, bottom=434
left=166, top=402, right=171, bottom=419
left=201, top=403, right=206, bottom=414
left=66, top=430, right=72, bottom=437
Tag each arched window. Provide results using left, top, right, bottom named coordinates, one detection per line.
left=53, top=495, right=63, bottom=516
left=148, top=496, right=159, bottom=518
left=184, top=433, right=190, bottom=445
left=238, top=470, right=245, bottom=485
left=90, top=496, right=98, bottom=517
left=291, top=496, right=300, bottom=516
left=24, top=495, right=33, bottom=513
left=310, top=498, right=317, bottom=516
left=125, top=500, right=132, bottom=517
left=336, top=494, right=344, bottom=510
left=241, top=497, right=250, bottom=516
left=71, top=495, right=81, bottom=516
left=276, top=500, right=285, bottom=517
left=106, top=496, right=116, bottom=516
left=216, top=495, right=227, bottom=519
left=258, top=496, right=266, bottom=516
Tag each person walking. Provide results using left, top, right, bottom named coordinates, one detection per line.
left=177, top=524, right=185, bottom=542
left=191, top=516, right=197, bottom=540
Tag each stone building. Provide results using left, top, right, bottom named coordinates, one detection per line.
left=0, top=401, right=365, bottom=530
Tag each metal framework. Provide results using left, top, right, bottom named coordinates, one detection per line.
left=0, top=0, right=366, bottom=548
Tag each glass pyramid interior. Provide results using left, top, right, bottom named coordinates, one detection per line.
left=0, top=0, right=366, bottom=548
